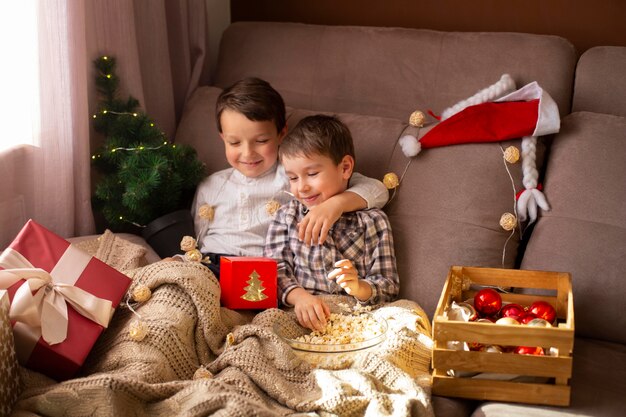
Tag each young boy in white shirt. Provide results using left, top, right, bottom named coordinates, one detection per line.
left=192, top=78, right=388, bottom=278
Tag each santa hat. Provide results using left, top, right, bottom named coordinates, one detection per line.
left=398, top=74, right=560, bottom=224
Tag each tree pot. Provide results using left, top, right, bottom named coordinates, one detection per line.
left=141, top=209, right=195, bottom=258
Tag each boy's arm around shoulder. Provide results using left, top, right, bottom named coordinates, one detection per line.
left=347, top=172, right=389, bottom=210
left=298, top=172, right=387, bottom=246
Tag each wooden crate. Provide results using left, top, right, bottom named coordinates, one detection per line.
left=431, top=266, right=574, bottom=406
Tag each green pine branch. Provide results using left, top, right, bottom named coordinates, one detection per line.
left=91, top=55, right=206, bottom=230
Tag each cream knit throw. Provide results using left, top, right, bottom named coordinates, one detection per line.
left=13, top=235, right=434, bottom=417
left=73, top=229, right=149, bottom=272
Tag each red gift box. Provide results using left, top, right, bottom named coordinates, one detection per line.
left=220, top=257, right=277, bottom=310
left=0, top=220, right=131, bottom=380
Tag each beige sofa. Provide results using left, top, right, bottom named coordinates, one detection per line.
left=174, top=22, right=626, bottom=417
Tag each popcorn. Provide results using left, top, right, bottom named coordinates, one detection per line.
left=295, top=312, right=385, bottom=345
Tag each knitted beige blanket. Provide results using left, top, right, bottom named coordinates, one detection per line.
left=13, top=233, right=434, bottom=417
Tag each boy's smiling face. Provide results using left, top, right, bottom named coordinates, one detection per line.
left=282, top=152, right=354, bottom=208
left=220, top=109, right=286, bottom=178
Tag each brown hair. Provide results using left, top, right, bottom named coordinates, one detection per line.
left=279, top=115, right=355, bottom=165
left=215, top=77, right=286, bottom=133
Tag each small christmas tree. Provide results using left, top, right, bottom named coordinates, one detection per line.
left=241, top=270, right=268, bottom=302
left=90, top=56, right=205, bottom=231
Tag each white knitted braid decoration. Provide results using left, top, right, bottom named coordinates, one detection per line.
left=517, top=135, right=550, bottom=224
left=440, top=74, right=516, bottom=120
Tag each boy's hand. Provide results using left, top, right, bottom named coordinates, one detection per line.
left=327, top=259, right=372, bottom=301
left=289, top=288, right=331, bottom=331
left=298, top=198, right=342, bottom=245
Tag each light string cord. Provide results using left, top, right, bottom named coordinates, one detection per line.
left=387, top=158, right=414, bottom=205
left=499, top=144, right=520, bottom=268
left=92, top=109, right=170, bottom=154
left=125, top=288, right=143, bottom=321
left=383, top=125, right=421, bottom=208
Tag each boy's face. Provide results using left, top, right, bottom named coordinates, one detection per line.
left=219, top=109, right=286, bottom=178
left=282, top=152, right=354, bottom=208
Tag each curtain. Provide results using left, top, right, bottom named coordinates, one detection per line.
left=0, top=0, right=210, bottom=248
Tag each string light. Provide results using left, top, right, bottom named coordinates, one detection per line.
left=90, top=141, right=171, bottom=160
left=89, top=109, right=171, bottom=159
left=107, top=143, right=169, bottom=153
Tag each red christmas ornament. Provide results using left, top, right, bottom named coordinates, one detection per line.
left=499, top=303, right=525, bottom=320
left=514, top=346, right=545, bottom=356
left=518, top=312, right=537, bottom=324
left=473, top=288, right=502, bottom=316
left=528, top=301, right=557, bottom=324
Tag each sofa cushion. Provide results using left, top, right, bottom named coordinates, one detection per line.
left=572, top=46, right=626, bottom=117
left=521, top=112, right=626, bottom=344
left=433, top=396, right=478, bottom=417
left=387, top=137, right=534, bottom=317
left=214, top=22, right=576, bottom=120
left=174, top=86, right=230, bottom=173
left=470, top=337, right=626, bottom=417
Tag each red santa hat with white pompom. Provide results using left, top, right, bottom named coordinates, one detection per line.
left=397, top=74, right=560, bottom=224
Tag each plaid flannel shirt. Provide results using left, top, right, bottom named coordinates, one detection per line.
left=264, top=199, right=399, bottom=306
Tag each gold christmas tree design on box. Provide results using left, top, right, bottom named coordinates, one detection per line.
left=241, top=270, right=268, bottom=302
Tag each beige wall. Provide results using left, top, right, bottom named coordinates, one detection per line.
left=230, top=0, right=626, bottom=56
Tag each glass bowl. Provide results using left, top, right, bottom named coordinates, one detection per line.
left=273, top=314, right=388, bottom=369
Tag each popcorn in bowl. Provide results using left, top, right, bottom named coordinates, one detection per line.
left=273, top=311, right=388, bottom=369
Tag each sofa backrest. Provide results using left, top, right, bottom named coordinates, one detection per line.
left=572, top=46, right=626, bottom=117
left=214, top=22, right=576, bottom=119
left=177, top=22, right=577, bottom=317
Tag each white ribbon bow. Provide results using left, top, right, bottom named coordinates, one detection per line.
left=0, top=247, right=113, bottom=345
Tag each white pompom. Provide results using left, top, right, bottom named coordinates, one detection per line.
left=399, top=134, right=421, bottom=157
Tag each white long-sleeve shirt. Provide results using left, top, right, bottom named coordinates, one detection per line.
left=192, top=163, right=388, bottom=257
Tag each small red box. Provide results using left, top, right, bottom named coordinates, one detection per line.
left=0, top=220, right=131, bottom=380
left=219, top=257, right=277, bottom=310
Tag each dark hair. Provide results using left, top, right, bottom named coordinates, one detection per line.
left=279, top=115, right=355, bottom=165
left=215, top=77, right=286, bottom=133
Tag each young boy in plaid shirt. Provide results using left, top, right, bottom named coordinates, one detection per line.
left=264, top=115, right=399, bottom=331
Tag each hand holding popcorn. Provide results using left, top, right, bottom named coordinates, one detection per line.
left=327, top=259, right=372, bottom=301
left=287, top=288, right=331, bottom=332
